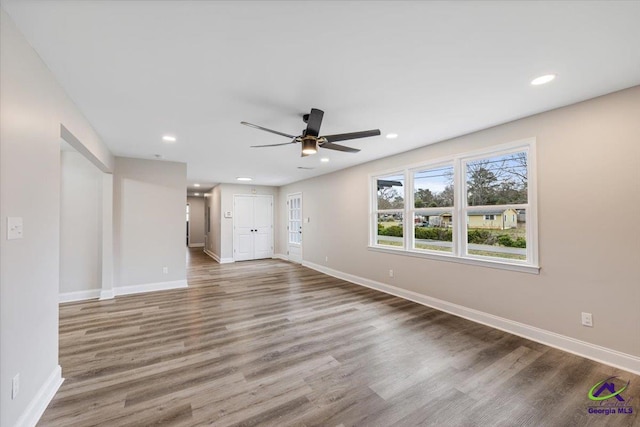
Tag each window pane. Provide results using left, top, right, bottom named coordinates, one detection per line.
left=467, top=209, right=526, bottom=261
left=466, top=152, right=527, bottom=206
left=377, top=174, right=404, bottom=210
left=376, top=212, right=403, bottom=247
left=414, top=212, right=453, bottom=252
left=413, top=166, right=454, bottom=208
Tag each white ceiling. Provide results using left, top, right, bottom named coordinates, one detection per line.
left=3, top=1, right=640, bottom=193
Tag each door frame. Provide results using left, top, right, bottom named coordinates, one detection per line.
left=232, top=194, right=274, bottom=261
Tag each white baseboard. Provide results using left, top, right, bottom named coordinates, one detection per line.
left=113, top=279, right=188, bottom=297
left=302, top=260, right=640, bottom=376
left=99, top=289, right=114, bottom=300
left=59, top=289, right=100, bottom=303
left=204, top=249, right=234, bottom=264
left=272, top=253, right=288, bottom=261
left=14, top=365, right=63, bottom=427
left=188, top=243, right=205, bottom=248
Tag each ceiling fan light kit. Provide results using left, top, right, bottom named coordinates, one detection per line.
left=243, top=108, right=381, bottom=157
left=301, top=138, right=317, bottom=155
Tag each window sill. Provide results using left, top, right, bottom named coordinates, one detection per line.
left=367, top=245, right=540, bottom=274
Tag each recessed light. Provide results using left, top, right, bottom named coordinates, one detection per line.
left=194, top=183, right=200, bottom=187
left=386, top=133, right=398, bottom=139
left=236, top=177, right=252, bottom=182
left=162, top=135, right=177, bottom=142
left=530, top=74, right=556, bottom=86
left=320, top=158, right=329, bottom=163
left=194, top=193, right=200, bottom=196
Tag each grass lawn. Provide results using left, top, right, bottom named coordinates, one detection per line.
left=376, top=239, right=403, bottom=247
left=414, top=243, right=451, bottom=252
left=468, top=249, right=526, bottom=260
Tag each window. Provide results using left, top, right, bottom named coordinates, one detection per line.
left=370, top=139, right=538, bottom=273
left=374, top=173, right=405, bottom=248
left=412, top=165, right=454, bottom=253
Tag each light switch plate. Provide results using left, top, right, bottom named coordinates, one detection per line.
left=224, top=211, right=233, bottom=218
left=7, top=217, right=23, bottom=240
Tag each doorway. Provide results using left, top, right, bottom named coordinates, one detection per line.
left=287, top=193, right=303, bottom=263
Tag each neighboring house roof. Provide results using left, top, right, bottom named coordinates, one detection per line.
left=469, top=208, right=516, bottom=216
left=420, top=209, right=452, bottom=216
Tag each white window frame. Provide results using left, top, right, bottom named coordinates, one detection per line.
left=371, top=170, right=406, bottom=252
left=409, top=161, right=455, bottom=255
left=369, top=138, right=539, bottom=274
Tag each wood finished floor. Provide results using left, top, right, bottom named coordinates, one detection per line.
left=39, top=248, right=640, bottom=426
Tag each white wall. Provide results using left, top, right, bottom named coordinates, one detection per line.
left=204, top=186, right=221, bottom=258
left=0, top=8, right=113, bottom=427
left=113, top=157, right=187, bottom=288
left=60, top=150, right=102, bottom=295
left=187, top=196, right=205, bottom=247
left=278, top=87, right=640, bottom=363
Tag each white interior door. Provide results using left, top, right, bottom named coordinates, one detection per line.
left=287, top=193, right=303, bottom=263
left=253, top=196, right=273, bottom=259
left=233, top=195, right=254, bottom=261
left=233, top=195, right=273, bottom=261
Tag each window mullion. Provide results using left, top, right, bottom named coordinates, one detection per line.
left=406, top=169, right=412, bottom=250
left=454, top=158, right=465, bottom=257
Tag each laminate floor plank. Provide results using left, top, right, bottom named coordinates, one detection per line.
left=38, top=248, right=640, bottom=426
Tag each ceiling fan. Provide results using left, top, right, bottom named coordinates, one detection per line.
left=241, top=108, right=381, bottom=156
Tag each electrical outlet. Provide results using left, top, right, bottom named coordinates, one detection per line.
left=162, top=267, right=168, bottom=274
left=581, top=312, right=593, bottom=327
left=12, top=374, right=19, bottom=400
left=389, top=269, right=394, bottom=278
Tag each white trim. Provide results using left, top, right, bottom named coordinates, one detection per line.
left=272, top=253, right=289, bottom=261
left=188, top=243, right=205, bottom=248
left=204, top=248, right=234, bottom=264
left=113, top=279, right=187, bottom=297
left=99, top=289, right=114, bottom=300
left=59, top=289, right=101, bottom=303
left=14, top=365, right=63, bottom=427
left=302, top=260, right=640, bottom=376
left=367, top=245, right=540, bottom=274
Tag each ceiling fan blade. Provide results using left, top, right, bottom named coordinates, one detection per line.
left=304, top=108, right=324, bottom=137
left=250, top=141, right=295, bottom=148
left=241, top=121, right=297, bottom=139
left=322, top=129, right=381, bottom=143
left=320, top=142, right=360, bottom=153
